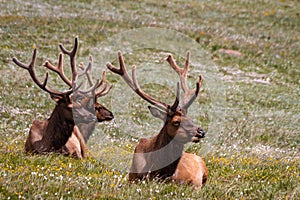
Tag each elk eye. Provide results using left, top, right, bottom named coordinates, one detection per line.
left=173, top=121, right=180, bottom=127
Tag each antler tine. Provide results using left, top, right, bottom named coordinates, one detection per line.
left=166, top=51, right=203, bottom=110
left=170, top=82, right=180, bottom=112
left=106, top=51, right=135, bottom=90
left=59, top=37, right=78, bottom=85
left=182, top=75, right=203, bottom=111
left=43, top=53, right=72, bottom=87
left=95, top=71, right=113, bottom=97
left=78, top=56, right=112, bottom=98
left=96, top=70, right=106, bottom=88
left=95, top=81, right=113, bottom=98
left=78, top=55, right=93, bottom=85
left=79, top=79, right=101, bottom=94
left=131, top=65, right=169, bottom=111
left=86, top=56, right=94, bottom=86
left=84, top=56, right=106, bottom=89
left=12, top=49, right=72, bottom=96
left=72, top=68, right=100, bottom=95
left=166, top=52, right=189, bottom=95
left=107, top=51, right=168, bottom=111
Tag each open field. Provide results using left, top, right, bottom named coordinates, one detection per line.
left=0, top=0, right=299, bottom=199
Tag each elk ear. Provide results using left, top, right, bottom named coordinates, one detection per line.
left=148, top=106, right=167, bottom=121
left=50, top=94, right=63, bottom=103
left=50, top=94, right=70, bottom=104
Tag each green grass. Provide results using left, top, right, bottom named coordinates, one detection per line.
left=0, top=0, right=299, bottom=199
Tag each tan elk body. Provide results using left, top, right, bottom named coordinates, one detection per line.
left=107, top=51, right=208, bottom=188
left=173, top=152, right=208, bottom=189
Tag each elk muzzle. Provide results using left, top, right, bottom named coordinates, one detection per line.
left=95, top=104, right=114, bottom=122
left=192, top=128, right=205, bottom=143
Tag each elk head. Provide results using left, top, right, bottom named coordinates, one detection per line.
left=77, top=56, right=114, bottom=123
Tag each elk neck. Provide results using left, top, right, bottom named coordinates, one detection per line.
left=43, top=105, right=75, bottom=150
left=146, top=125, right=185, bottom=178
left=153, top=125, right=184, bottom=152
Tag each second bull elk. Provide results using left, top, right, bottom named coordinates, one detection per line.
left=107, top=51, right=208, bottom=188
left=76, top=56, right=114, bottom=142
left=62, top=53, right=114, bottom=158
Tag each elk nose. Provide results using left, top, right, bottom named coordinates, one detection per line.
left=196, top=128, right=205, bottom=138
left=106, top=112, right=114, bottom=121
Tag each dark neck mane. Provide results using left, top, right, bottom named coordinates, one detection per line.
left=42, top=105, right=75, bottom=151
left=147, top=125, right=185, bottom=179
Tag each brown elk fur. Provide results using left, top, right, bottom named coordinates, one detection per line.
left=173, top=152, right=208, bottom=189
left=63, top=100, right=113, bottom=159
left=13, top=37, right=113, bottom=158
left=62, top=126, right=89, bottom=158
left=129, top=107, right=196, bottom=180
left=107, top=51, right=208, bottom=188
left=22, top=90, right=94, bottom=155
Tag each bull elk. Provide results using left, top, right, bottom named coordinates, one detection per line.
left=12, top=37, right=113, bottom=158
left=62, top=54, right=114, bottom=158
left=107, top=51, right=208, bottom=189
left=12, top=37, right=94, bottom=155
left=167, top=52, right=208, bottom=189
left=76, top=56, right=114, bottom=142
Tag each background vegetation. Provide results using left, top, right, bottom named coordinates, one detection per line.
left=0, top=0, right=299, bottom=199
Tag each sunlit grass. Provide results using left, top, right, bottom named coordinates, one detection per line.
left=0, top=148, right=299, bottom=199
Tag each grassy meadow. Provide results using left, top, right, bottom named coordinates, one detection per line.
left=0, top=0, right=299, bottom=199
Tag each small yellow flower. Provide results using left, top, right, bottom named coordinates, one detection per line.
left=265, top=11, right=269, bottom=16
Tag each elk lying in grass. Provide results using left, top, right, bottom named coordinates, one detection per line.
left=76, top=56, right=114, bottom=142
left=61, top=56, right=113, bottom=158
left=12, top=38, right=95, bottom=155
left=43, top=37, right=114, bottom=158
left=12, top=37, right=113, bottom=158
left=107, top=51, right=208, bottom=188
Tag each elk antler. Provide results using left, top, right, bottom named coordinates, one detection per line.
left=106, top=51, right=180, bottom=112
left=43, top=53, right=72, bottom=87
left=166, top=51, right=203, bottom=112
left=43, top=37, right=99, bottom=94
left=43, top=37, right=78, bottom=88
left=78, top=55, right=113, bottom=100
left=12, top=37, right=101, bottom=97
left=12, top=48, right=72, bottom=96
left=59, top=37, right=78, bottom=84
